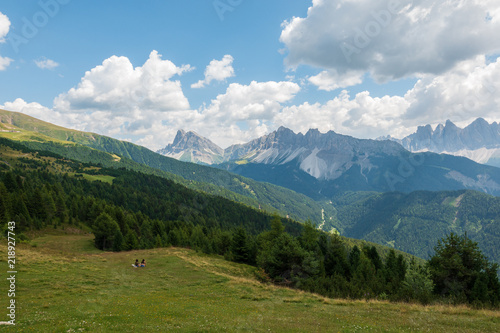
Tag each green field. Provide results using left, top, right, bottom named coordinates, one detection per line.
left=1, top=230, right=499, bottom=332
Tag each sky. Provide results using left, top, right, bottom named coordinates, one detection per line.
left=0, top=0, right=499, bottom=150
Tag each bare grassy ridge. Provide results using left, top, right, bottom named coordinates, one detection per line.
left=1, top=230, right=499, bottom=332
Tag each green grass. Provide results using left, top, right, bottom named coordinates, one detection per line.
left=1, top=230, right=499, bottom=332
left=68, top=173, right=116, bottom=184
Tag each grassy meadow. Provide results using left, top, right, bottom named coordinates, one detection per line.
left=0, top=229, right=499, bottom=332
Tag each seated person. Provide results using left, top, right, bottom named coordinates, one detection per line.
left=133, top=259, right=139, bottom=267
left=140, top=259, right=146, bottom=267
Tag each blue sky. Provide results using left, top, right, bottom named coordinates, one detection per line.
left=1, top=0, right=499, bottom=149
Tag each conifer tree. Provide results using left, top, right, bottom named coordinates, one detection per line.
left=113, top=229, right=124, bottom=252
left=93, top=213, right=120, bottom=250
left=429, top=232, right=500, bottom=305
left=124, top=229, right=139, bottom=250
left=231, top=227, right=250, bottom=263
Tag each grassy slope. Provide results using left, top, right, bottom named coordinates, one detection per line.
left=0, top=231, right=499, bottom=332
left=0, top=109, right=336, bottom=225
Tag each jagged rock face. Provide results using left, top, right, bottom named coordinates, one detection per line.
left=392, top=118, right=500, bottom=166
left=157, top=130, right=224, bottom=165
left=157, top=126, right=500, bottom=196
left=159, top=126, right=406, bottom=180
left=223, top=127, right=404, bottom=180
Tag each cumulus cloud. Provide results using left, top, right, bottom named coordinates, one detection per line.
left=275, top=90, right=409, bottom=139
left=197, top=80, right=301, bottom=146
left=0, top=56, right=11, bottom=71
left=54, top=50, right=192, bottom=114
left=2, top=98, right=59, bottom=122
left=202, top=81, right=300, bottom=122
left=276, top=56, right=500, bottom=140
left=0, top=51, right=196, bottom=150
left=0, top=11, right=13, bottom=70
left=1, top=50, right=300, bottom=150
left=3, top=53, right=499, bottom=152
left=280, top=0, right=500, bottom=83
left=0, top=12, right=9, bottom=43
left=191, top=55, right=235, bottom=88
left=35, top=58, right=59, bottom=70
left=403, top=55, right=500, bottom=127
left=308, top=69, right=364, bottom=91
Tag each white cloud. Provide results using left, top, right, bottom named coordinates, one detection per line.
left=275, top=90, right=409, bottom=139
left=0, top=56, right=12, bottom=71
left=403, top=55, right=500, bottom=128
left=2, top=53, right=300, bottom=150
left=2, top=51, right=197, bottom=151
left=1, top=98, right=65, bottom=127
left=0, top=12, right=9, bottom=43
left=308, top=69, right=364, bottom=91
left=35, top=58, right=59, bottom=70
left=54, top=50, right=192, bottom=114
left=191, top=55, right=235, bottom=88
left=3, top=53, right=500, bottom=153
left=280, top=0, right=500, bottom=84
left=194, top=81, right=299, bottom=147
left=0, top=11, right=13, bottom=71
left=276, top=56, right=500, bottom=140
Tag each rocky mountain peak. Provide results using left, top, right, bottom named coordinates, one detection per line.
left=157, top=130, right=223, bottom=164
left=394, top=118, right=500, bottom=167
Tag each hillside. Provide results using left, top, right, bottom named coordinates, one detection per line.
left=328, top=190, right=500, bottom=265
left=0, top=109, right=336, bottom=225
left=1, top=231, right=499, bottom=332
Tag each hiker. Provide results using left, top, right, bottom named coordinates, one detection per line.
left=140, top=259, right=146, bottom=267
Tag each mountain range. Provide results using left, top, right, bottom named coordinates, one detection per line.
left=158, top=126, right=500, bottom=198
left=380, top=118, right=500, bottom=167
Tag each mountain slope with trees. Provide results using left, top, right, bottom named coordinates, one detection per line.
left=0, top=109, right=335, bottom=224
left=329, top=190, right=500, bottom=267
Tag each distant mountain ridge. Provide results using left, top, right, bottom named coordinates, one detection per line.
left=383, top=118, right=500, bottom=167
left=159, top=127, right=405, bottom=180
left=158, top=126, right=500, bottom=198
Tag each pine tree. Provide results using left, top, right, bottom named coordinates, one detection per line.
left=155, top=234, right=163, bottom=248
left=257, top=232, right=306, bottom=282
left=93, top=213, right=120, bottom=250
left=231, top=227, right=250, bottom=263
left=0, top=182, right=11, bottom=222
left=112, top=229, right=124, bottom=252
left=428, top=232, right=499, bottom=305
left=124, top=229, right=139, bottom=250
left=349, top=245, right=361, bottom=271
left=2, top=172, right=17, bottom=192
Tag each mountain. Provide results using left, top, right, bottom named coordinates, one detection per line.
left=189, top=127, right=500, bottom=199
left=0, top=109, right=339, bottom=225
left=157, top=129, right=224, bottom=165
left=387, top=118, right=500, bottom=167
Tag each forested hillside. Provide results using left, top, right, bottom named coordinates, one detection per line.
left=330, top=190, right=500, bottom=265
